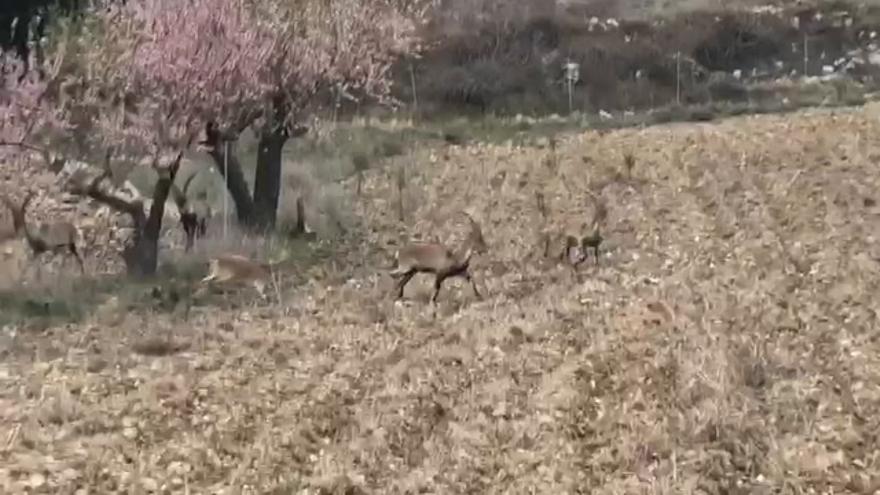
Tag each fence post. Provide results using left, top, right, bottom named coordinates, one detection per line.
left=803, top=33, right=809, bottom=76
left=409, top=62, right=419, bottom=121
left=676, top=51, right=681, bottom=105
left=564, top=61, right=580, bottom=114
left=223, top=139, right=229, bottom=240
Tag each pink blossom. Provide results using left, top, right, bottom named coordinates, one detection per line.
left=0, top=53, right=67, bottom=164
left=5, top=0, right=424, bottom=169
left=82, top=0, right=423, bottom=140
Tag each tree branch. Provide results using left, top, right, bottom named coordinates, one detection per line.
left=68, top=170, right=144, bottom=219
left=145, top=151, right=183, bottom=235
left=0, top=140, right=68, bottom=172
left=0, top=140, right=48, bottom=155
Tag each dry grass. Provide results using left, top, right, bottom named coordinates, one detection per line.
left=2, top=102, right=880, bottom=493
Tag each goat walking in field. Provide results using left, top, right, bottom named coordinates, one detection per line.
left=571, top=191, right=608, bottom=266
left=1, top=191, right=84, bottom=275
left=390, top=212, right=488, bottom=304
left=200, top=253, right=277, bottom=300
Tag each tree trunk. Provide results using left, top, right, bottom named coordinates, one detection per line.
left=62, top=155, right=180, bottom=279
left=252, top=129, right=288, bottom=230
left=204, top=124, right=257, bottom=227
left=123, top=159, right=179, bottom=277
left=202, top=118, right=306, bottom=231
left=125, top=228, right=159, bottom=277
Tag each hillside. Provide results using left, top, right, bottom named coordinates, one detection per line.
left=381, top=0, right=880, bottom=119
left=0, top=102, right=879, bottom=493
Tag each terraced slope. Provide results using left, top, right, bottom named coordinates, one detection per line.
left=2, top=103, right=880, bottom=493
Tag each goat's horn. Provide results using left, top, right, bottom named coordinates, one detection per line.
left=169, top=182, right=187, bottom=209
left=182, top=172, right=198, bottom=196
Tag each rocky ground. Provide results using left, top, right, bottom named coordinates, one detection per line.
left=0, top=101, right=879, bottom=493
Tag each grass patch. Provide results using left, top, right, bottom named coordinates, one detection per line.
left=0, top=233, right=331, bottom=328
left=0, top=268, right=218, bottom=329
left=413, top=77, right=875, bottom=146
left=122, top=75, right=875, bottom=220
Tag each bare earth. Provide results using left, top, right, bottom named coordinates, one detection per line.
left=2, top=103, right=880, bottom=494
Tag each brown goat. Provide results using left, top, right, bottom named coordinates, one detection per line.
left=390, top=212, right=488, bottom=303
left=572, top=191, right=608, bottom=266
left=200, top=253, right=275, bottom=298
left=0, top=191, right=84, bottom=274
left=171, top=172, right=211, bottom=252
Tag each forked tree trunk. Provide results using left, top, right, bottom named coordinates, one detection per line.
left=204, top=124, right=257, bottom=227
left=251, top=116, right=308, bottom=231
left=123, top=161, right=179, bottom=277
left=59, top=152, right=182, bottom=278
left=203, top=109, right=307, bottom=232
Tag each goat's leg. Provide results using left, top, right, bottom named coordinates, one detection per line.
left=593, top=245, right=600, bottom=264
left=254, top=280, right=268, bottom=301
left=31, top=252, right=43, bottom=283
left=465, top=271, right=482, bottom=300
left=69, top=243, right=85, bottom=274
left=184, top=224, right=196, bottom=253
left=394, top=270, right=415, bottom=300
left=431, top=275, right=445, bottom=304
left=181, top=216, right=196, bottom=252
left=56, top=252, right=68, bottom=282
left=557, top=246, right=566, bottom=262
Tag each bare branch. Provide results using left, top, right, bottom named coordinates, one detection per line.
left=67, top=170, right=144, bottom=219
left=0, top=140, right=49, bottom=156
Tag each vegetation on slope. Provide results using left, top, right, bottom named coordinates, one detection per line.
left=1, top=104, right=879, bottom=492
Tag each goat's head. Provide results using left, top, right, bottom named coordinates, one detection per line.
left=461, top=211, right=488, bottom=256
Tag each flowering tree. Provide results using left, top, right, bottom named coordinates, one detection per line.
left=1, top=0, right=425, bottom=277
left=2, top=8, right=208, bottom=277
left=102, top=0, right=426, bottom=229
left=0, top=51, right=66, bottom=161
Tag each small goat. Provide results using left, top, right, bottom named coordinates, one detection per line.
left=560, top=234, right=582, bottom=264
left=200, top=253, right=276, bottom=298
left=571, top=192, right=608, bottom=266
left=0, top=191, right=84, bottom=274
left=171, top=171, right=211, bottom=252
left=390, top=212, right=488, bottom=303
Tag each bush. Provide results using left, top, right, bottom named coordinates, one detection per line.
left=386, top=0, right=874, bottom=118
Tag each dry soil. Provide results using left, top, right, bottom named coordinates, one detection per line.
left=1, top=103, right=880, bottom=494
